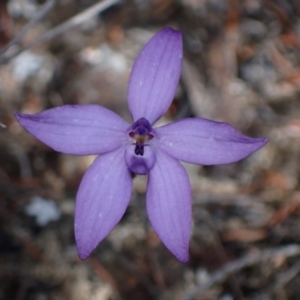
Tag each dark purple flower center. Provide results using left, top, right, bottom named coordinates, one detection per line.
left=129, top=118, right=154, bottom=156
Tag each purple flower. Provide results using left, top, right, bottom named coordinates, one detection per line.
left=15, top=28, right=267, bottom=263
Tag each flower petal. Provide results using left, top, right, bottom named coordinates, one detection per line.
left=156, top=118, right=268, bottom=165
left=146, top=150, right=191, bottom=262
left=125, top=144, right=156, bottom=175
left=128, top=28, right=182, bottom=124
left=75, top=148, right=132, bottom=259
left=15, top=105, right=130, bottom=155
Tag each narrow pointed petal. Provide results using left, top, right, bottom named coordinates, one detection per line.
left=75, top=148, right=132, bottom=259
left=146, top=150, right=191, bottom=262
left=128, top=28, right=182, bottom=124
left=156, top=118, right=268, bottom=165
left=15, top=105, right=130, bottom=155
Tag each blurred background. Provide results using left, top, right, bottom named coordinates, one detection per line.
left=1, top=0, right=300, bottom=299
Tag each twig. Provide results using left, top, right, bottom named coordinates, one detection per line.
left=273, top=260, right=300, bottom=290
left=183, top=244, right=300, bottom=300
left=0, top=0, right=120, bottom=64
left=250, top=257, right=300, bottom=299
left=199, top=209, right=245, bottom=300
left=0, top=0, right=56, bottom=56
left=117, top=255, right=160, bottom=299
left=87, top=257, right=120, bottom=292
left=28, top=0, right=120, bottom=46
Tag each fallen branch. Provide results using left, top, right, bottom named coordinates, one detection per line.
left=0, top=0, right=120, bottom=64
left=183, top=244, right=300, bottom=300
left=0, top=0, right=55, bottom=56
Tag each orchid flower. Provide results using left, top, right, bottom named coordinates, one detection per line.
left=15, top=28, right=268, bottom=263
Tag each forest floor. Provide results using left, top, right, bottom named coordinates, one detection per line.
left=1, top=0, right=300, bottom=299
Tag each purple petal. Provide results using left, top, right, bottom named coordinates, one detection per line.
left=146, top=150, right=191, bottom=262
left=75, top=147, right=132, bottom=259
left=15, top=105, right=130, bottom=155
left=125, top=144, right=156, bottom=175
left=128, top=28, right=182, bottom=124
left=156, top=118, right=268, bottom=165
